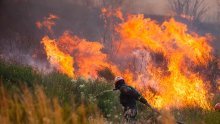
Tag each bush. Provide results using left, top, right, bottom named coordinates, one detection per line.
left=0, top=60, right=41, bottom=87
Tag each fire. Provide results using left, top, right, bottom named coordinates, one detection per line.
left=101, top=7, right=124, bottom=21
left=36, top=14, right=59, bottom=34
left=41, top=36, right=74, bottom=77
left=115, top=14, right=213, bottom=109
left=180, top=14, right=194, bottom=21
left=42, top=32, right=120, bottom=78
left=40, top=11, right=215, bottom=110
left=57, top=32, right=117, bottom=78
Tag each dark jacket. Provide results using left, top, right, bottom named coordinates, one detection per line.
left=119, top=85, right=150, bottom=108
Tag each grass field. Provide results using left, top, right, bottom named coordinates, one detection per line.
left=0, top=60, right=219, bottom=124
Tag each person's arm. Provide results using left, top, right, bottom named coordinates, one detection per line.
left=138, top=96, right=160, bottom=115
left=138, top=96, right=152, bottom=108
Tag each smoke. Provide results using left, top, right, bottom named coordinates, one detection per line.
left=0, top=0, right=219, bottom=73
left=122, top=0, right=169, bottom=16
left=0, top=0, right=104, bottom=71
left=0, top=38, right=53, bottom=73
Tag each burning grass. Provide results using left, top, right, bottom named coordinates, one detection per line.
left=0, top=61, right=220, bottom=124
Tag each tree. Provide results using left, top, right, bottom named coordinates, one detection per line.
left=169, top=0, right=209, bottom=22
left=99, top=0, right=125, bottom=54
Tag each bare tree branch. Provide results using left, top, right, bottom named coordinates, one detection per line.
left=168, top=0, right=209, bottom=22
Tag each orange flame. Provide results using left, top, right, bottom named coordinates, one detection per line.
left=41, top=36, right=74, bottom=77
left=42, top=32, right=120, bottom=78
left=57, top=32, right=116, bottom=78
left=101, top=7, right=124, bottom=21
left=116, top=14, right=213, bottom=109
left=40, top=11, right=215, bottom=110
left=180, top=14, right=194, bottom=21
left=36, top=14, right=59, bottom=34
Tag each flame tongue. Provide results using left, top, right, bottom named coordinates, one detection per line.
left=42, top=32, right=120, bottom=78
left=41, top=36, right=74, bottom=77
left=36, top=14, right=59, bottom=34
left=57, top=32, right=110, bottom=78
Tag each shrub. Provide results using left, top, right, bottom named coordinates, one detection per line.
left=0, top=60, right=40, bottom=87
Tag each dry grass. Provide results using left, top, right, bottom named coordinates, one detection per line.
left=0, top=81, right=106, bottom=124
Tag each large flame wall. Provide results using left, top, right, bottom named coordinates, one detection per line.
left=40, top=12, right=213, bottom=110
left=115, top=15, right=212, bottom=109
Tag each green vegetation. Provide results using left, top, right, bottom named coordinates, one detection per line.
left=0, top=60, right=219, bottom=124
left=0, top=60, right=40, bottom=87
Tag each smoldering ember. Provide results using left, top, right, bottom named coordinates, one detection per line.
left=0, top=0, right=219, bottom=124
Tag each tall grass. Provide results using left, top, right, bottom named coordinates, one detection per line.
left=41, top=74, right=123, bottom=123
left=0, top=81, right=106, bottom=124
left=0, top=60, right=220, bottom=124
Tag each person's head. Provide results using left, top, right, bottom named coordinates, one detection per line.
left=113, top=76, right=125, bottom=90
